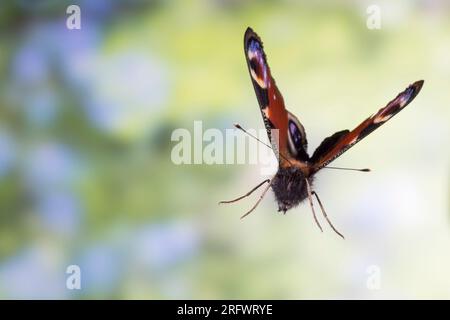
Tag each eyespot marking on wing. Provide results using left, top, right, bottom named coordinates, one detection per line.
left=372, top=112, right=394, bottom=124
left=288, top=120, right=303, bottom=151
left=372, top=82, right=421, bottom=124
left=247, top=39, right=268, bottom=89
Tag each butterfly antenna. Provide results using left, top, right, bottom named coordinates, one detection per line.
left=324, top=166, right=371, bottom=172
left=240, top=178, right=274, bottom=219
left=219, top=179, right=270, bottom=205
left=234, top=123, right=293, bottom=165
left=312, top=191, right=345, bottom=239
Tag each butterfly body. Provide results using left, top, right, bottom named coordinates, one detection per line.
left=272, top=166, right=311, bottom=213
left=222, top=27, right=424, bottom=236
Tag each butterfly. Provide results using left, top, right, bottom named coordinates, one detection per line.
left=220, top=27, right=424, bottom=238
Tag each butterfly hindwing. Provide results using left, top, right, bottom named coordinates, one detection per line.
left=310, top=130, right=349, bottom=163
left=287, top=112, right=309, bottom=162
left=311, top=80, right=424, bottom=172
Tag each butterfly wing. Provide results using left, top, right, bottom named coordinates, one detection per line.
left=244, top=27, right=309, bottom=164
left=310, top=80, right=424, bottom=173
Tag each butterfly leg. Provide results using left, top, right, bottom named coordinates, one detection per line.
left=312, top=191, right=345, bottom=239
left=304, top=178, right=323, bottom=233
left=219, top=179, right=271, bottom=204
left=240, top=178, right=274, bottom=219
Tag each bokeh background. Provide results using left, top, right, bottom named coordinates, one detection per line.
left=0, top=0, right=449, bottom=299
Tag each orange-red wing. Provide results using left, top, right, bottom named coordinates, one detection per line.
left=310, top=80, right=424, bottom=173
left=244, top=27, right=289, bottom=162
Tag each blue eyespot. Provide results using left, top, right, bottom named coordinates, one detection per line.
left=289, top=120, right=303, bottom=149
left=248, top=38, right=261, bottom=53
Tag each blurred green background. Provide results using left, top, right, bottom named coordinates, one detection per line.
left=0, top=0, right=449, bottom=299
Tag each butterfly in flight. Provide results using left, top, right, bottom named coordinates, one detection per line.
left=220, top=27, right=424, bottom=238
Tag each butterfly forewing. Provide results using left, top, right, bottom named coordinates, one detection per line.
left=244, top=28, right=290, bottom=162
left=310, top=80, right=424, bottom=172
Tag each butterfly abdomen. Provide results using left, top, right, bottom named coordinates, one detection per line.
left=271, top=167, right=311, bottom=213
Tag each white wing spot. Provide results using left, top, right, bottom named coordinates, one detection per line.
left=373, top=113, right=393, bottom=124
left=398, top=95, right=409, bottom=108
left=349, top=135, right=359, bottom=145
left=247, top=50, right=257, bottom=60
left=250, top=69, right=266, bottom=89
